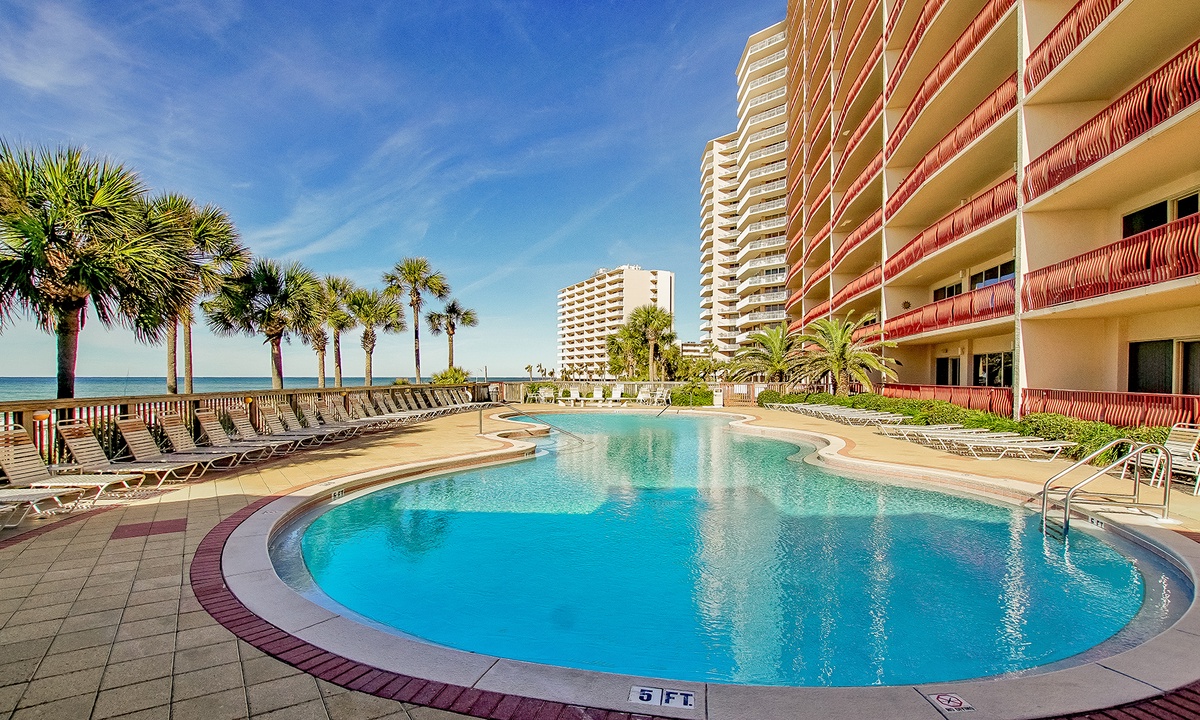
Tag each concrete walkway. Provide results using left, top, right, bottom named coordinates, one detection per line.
left=0, top=405, right=1195, bottom=720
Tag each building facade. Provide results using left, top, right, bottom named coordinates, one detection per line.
left=704, top=0, right=1200, bottom=423
left=557, top=265, right=675, bottom=376
left=700, top=22, right=791, bottom=363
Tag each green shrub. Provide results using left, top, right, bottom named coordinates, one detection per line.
left=671, top=381, right=714, bottom=406
left=431, top=366, right=470, bottom=384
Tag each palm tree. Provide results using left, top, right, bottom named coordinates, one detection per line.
left=383, top=257, right=449, bottom=384
left=323, top=276, right=358, bottom=388
left=202, top=259, right=322, bottom=389
left=346, top=289, right=405, bottom=386
left=793, top=312, right=897, bottom=396
left=627, top=305, right=674, bottom=382
left=0, top=143, right=194, bottom=398
left=731, top=324, right=800, bottom=382
left=525, top=364, right=534, bottom=382
left=605, top=325, right=643, bottom=379
left=151, top=194, right=249, bottom=394
left=536, top=363, right=545, bottom=379
left=425, top=298, right=477, bottom=369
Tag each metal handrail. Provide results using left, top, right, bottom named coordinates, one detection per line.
left=1040, top=440, right=1172, bottom=535
left=492, top=403, right=590, bottom=445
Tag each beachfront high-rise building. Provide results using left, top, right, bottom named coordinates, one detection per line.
left=557, top=265, right=675, bottom=376
left=700, top=22, right=790, bottom=362
left=705, top=2, right=1200, bottom=423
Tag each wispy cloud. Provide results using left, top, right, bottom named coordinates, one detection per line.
left=0, top=2, right=126, bottom=92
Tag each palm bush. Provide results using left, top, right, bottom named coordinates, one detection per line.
left=731, top=324, right=799, bottom=382
left=0, top=143, right=196, bottom=398
left=426, top=298, right=477, bottom=369
left=202, top=258, right=322, bottom=389
left=346, top=288, right=405, bottom=386
left=384, top=257, right=449, bottom=384
left=322, top=276, right=358, bottom=387
left=793, top=312, right=897, bottom=396
left=627, top=305, right=674, bottom=381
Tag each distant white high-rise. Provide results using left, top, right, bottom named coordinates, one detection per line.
left=557, top=265, right=675, bottom=376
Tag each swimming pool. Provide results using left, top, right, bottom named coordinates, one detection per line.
left=289, top=412, right=1185, bottom=687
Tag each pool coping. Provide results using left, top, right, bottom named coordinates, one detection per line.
left=194, top=408, right=1200, bottom=720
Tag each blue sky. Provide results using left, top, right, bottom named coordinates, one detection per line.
left=0, top=0, right=782, bottom=379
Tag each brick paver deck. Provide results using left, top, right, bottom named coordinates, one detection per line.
left=0, top=406, right=1196, bottom=720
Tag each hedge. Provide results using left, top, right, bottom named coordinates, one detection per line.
left=757, top=390, right=1168, bottom=461
left=670, top=384, right=714, bottom=407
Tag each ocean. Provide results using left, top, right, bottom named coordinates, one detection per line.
left=0, top=376, right=528, bottom=403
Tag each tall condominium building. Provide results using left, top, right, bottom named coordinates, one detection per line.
left=557, top=265, right=675, bottom=376
left=703, top=0, right=1200, bottom=423
left=700, top=22, right=790, bottom=362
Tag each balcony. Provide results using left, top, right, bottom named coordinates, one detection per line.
left=747, top=159, right=786, bottom=181
left=830, top=265, right=882, bottom=311
left=831, top=209, right=883, bottom=273
left=738, top=290, right=790, bottom=312
left=747, top=67, right=787, bottom=94
left=887, top=0, right=1017, bottom=164
left=882, top=384, right=1014, bottom=417
left=802, top=260, right=832, bottom=297
left=833, top=0, right=883, bottom=107
left=1022, top=388, right=1200, bottom=426
left=735, top=235, right=787, bottom=263
left=1022, top=214, right=1200, bottom=313
left=738, top=253, right=787, bottom=279
left=832, top=151, right=882, bottom=225
left=885, top=175, right=1017, bottom=284
left=884, top=279, right=1014, bottom=340
left=738, top=274, right=786, bottom=294
left=801, top=299, right=832, bottom=327
left=742, top=310, right=788, bottom=325
left=833, top=97, right=883, bottom=186
left=1026, top=0, right=1200, bottom=104
left=836, top=41, right=883, bottom=143
left=885, top=75, right=1017, bottom=227
left=1023, top=40, right=1200, bottom=209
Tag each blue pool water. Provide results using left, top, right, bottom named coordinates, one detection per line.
left=297, top=413, right=1162, bottom=686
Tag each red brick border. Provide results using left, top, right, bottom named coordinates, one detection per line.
left=191, top=485, right=1200, bottom=720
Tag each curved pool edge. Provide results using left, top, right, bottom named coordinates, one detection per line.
left=195, top=408, right=1200, bottom=720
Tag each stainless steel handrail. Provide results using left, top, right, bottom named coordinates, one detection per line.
left=1040, top=440, right=1173, bottom=535
left=489, top=403, right=590, bottom=445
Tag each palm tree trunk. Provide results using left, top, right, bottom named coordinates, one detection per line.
left=166, top=320, right=178, bottom=394
left=648, top=340, right=657, bottom=382
left=412, top=301, right=422, bottom=384
left=269, top=337, right=284, bottom=389
left=447, top=329, right=455, bottom=368
left=317, top=348, right=326, bottom=388
left=55, top=306, right=83, bottom=399
left=365, top=351, right=373, bottom=387
left=183, top=318, right=194, bottom=394
left=333, top=330, right=342, bottom=388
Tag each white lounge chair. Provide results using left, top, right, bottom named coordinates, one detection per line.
left=116, top=416, right=241, bottom=473
left=0, top=425, right=142, bottom=511
left=57, top=420, right=201, bottom=485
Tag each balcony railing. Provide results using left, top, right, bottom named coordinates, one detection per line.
left=743, top=253, right=787, bottom=271
left=748, top=67, right=787, bottom=92
left=747, top=122, right=787, bottom=145
left=886, top=0, right=950, bottom=97
left=1024, top=39, right=1200, bottom=201
left=886, top=75, right=1017, bottom=217
left=886, top=176, right=1018, bottom=277
left=746, top=178, right=788, bottom=199
left=887, top=0, right=1016, bottom=155
left=746, top=104, right=787, bottom=128
left=882, top=384, right=1015, bottom=417
left=803, top=260, right=833, bottom=295
left=837, top=38, right=883, bottom=126
left=834, top=0, right=882, bottom=96
left=802, top=221, right=833, bottom=266
left=748, top=31, right=787, bottom=57
left=809, top=183, right=832, bottom=216
left=809, top=101, right=833, bottom=147
left=831, top=265, right=883, bottom=309
left=832, top=209, right=883, bottom=270
left=747, top=48, right=787, bottom=75
left=743, top=235, right=787, bottom=253
left=1022, top=213, right=1200, bottom=311
left=746, top=310, right=788, bottom=323
left=748, top=159, right=786, bottom=180
left=801, top=299, right=832, bottom=326
left=1023, top=388, right=1200, bottom=427
left=833, top=151, right=883, bottom=221
left=745, top=216, right=787, bottom=235
left=885, top=0, right=911, bottom=39
left=884, top=279, right=1014, bottom=339
left=1024, top=0, right=1126, bottom=91
left=833, top=96, right=883, bottom=184
left=745, top=140, right=787, bottom=164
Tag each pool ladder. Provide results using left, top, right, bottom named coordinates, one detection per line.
left=492, top=403, right=591, bottom=447
left=1039, top=440, right=1172, bottom=538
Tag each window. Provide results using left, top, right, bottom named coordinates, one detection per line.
left=973, top=352, right=1013, bottom=387
left=969, top=261, right=1015, bottom=290
left=933, top=282, right=962, bottom=302
left=1185, top=342, right=1200, bottom=396
left=1123, top=201, right=1169, bottom=238
left=936, top=357, right=960, bottom=386
left=1178, top=193, right=1199, bottom=220
left=1128, top=340, right=1173, bottom=394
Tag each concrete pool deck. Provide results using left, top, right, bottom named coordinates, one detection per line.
left=0, top=405, right=1198, bottom=720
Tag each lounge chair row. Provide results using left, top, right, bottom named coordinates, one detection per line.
left=877, top=424, right=1076, bottom=461
left=0, top=388, right=486, bottom=527
left=529, top=384, right=671, bottom=406
left=766, top=403, right=911, bottom=426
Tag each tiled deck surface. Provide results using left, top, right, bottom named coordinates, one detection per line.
left=0, top=405, right=1197, bottom=720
